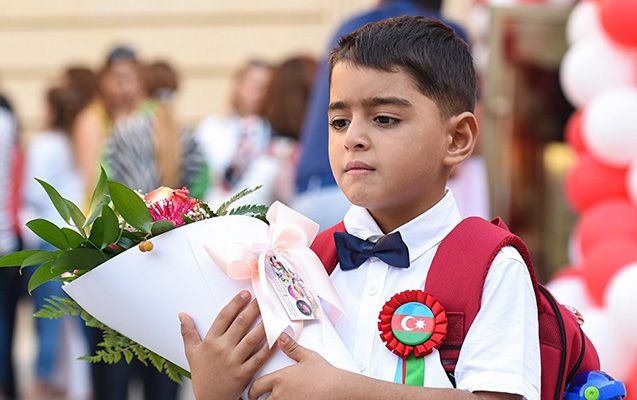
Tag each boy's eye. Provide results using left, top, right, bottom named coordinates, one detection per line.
left=329, top=118, right=350, bottom=130
left=373, top=115, right=400, bottom=126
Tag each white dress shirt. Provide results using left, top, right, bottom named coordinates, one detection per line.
left=329, top=190, right=540, bottom=399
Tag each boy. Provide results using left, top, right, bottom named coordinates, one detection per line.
left=180, top=16, right=540, bottom=400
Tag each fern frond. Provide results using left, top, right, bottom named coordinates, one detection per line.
left=215, top=186, right=262, bottom=216
left=228, top=204, right=269, bottom=218
left=34, top=297, right=82, bottom=319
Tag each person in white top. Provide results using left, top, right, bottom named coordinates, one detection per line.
left=194, top=60, right=273, bottom=206
left=179, top=16, right=540, bottom=400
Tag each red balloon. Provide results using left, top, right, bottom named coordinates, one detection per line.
left=582, top=237, right=637, bottom=305
left=565, top=153, right=628, bottom=212
left=565, top=111, right=587, bottom=154
left=600, top=0, right=637, bottom=47
left=576, top=199, right=637, bottom=257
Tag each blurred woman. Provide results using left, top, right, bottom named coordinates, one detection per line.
left=194, top=59, right=272, bottom=205
left=236, top=56, right=318, bottom=205
left=102, top=60, right=208, bottom=195
left=71, top=46, right=145, bottom=199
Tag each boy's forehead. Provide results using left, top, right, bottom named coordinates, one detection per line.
left=329, top=61, right=428, bottom=105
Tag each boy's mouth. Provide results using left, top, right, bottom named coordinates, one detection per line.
left=344, top=160, right=375, bottom=174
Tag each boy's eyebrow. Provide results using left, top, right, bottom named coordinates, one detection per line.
left=328, top=101, right=347, bottom=111
left=362, top=96, right=412, bottom=108
left=328, top=97, right=412, bottom=111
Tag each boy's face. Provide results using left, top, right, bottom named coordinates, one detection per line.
left=328, top=62, right=455, bottom=220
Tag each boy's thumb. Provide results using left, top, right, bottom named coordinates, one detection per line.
left=278, top=332, right=311, bottom=362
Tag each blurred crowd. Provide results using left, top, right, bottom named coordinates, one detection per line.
left=0, top=1, right=490, bottom=399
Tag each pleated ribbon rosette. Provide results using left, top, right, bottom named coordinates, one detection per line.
left=204, top=201, right=345, bottom=346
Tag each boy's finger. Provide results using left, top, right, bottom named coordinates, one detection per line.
left=179, top=312, right=202, bottom=352
left=278, top=332, right=313, bottom=362
left=247, top=373, right=275, bottom=400
left=244, top=337, right=277, bottom=376
left=207, top=290, right=251, bottom=338
left=236, top=321, right=266, bottom=362
left=224, top=299, right=260, bottom=344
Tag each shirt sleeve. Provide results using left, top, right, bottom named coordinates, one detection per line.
left=454, top=246, right=541, bottom=400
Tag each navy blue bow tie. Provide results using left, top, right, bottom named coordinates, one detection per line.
left=334, top=231, right=410, bottom=271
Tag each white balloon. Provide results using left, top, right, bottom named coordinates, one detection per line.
left=628, top=159, right=637, bottom=207
left=559, top=37, right=636, bottom=108
left=605, top=263, right=637, bottom=349
left=581, top=308, right=635, bottom=380
left=582, top=87, right=637, bottom=167
left=566, top=1, right=604, bottom=45
left=546, top=274, right=593, bottom=311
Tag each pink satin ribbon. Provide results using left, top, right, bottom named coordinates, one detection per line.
left=204, top=201, right=345, bottom=346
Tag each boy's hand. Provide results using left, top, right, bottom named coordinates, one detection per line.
left=248, top=333, right=347, bottom=400
left=180, top=291, right=276, bottom=400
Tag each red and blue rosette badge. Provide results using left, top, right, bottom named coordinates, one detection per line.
left=378, top=290, right=448, bottom=385
left=378, top=290, right=448, bottom=384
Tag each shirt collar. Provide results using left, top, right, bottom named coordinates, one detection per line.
left=343, top=190, right=462, bottom=262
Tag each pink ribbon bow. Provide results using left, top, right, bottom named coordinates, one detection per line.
left=204, top=201, right=344, bottom=346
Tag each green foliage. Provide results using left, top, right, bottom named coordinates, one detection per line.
left=36, top=178, right=71, bottom=223
left=101, top=205, right=121, bottom=247
left=28, top=262, right=57, bottom=293
left=228, top=204, right=269, bottom=218
left=65, top=199, right=87, bottom=237
left=84, top=168, right=111, bottom=228
left=151, top=220, right=176, bottom=236
left=36, top=297, right=190, bottom=384
left=62, top=228, right=85, bottom=248
left=108, top=181, right=153, bottom=233
left=26, top=219, right=71, bottom=250
left=215, top=186, right=262, bottom=216
left=0, top=250, right=44, bottom=267
left=21, top=250, right=60, bottom=271
left=50, top=248, right=107, bottom=271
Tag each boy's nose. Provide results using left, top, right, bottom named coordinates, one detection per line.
left=343, top=119, right=370, bottom=151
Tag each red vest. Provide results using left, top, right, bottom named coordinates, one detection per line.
left=310, top=217, right=600, bottom=400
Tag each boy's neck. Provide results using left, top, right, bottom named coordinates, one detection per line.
left=366, top=187, right=447, bottom=234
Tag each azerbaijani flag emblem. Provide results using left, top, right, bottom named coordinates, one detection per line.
left=391, top=302, right=434, bottom=345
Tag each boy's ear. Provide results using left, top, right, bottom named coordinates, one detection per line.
left=443, top=111, right=478, bottom=167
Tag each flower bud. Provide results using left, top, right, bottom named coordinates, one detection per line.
left=138, top=241, right=154, bottom=252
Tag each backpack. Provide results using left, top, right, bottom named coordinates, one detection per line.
left=310, top=216, right=600, bottom=400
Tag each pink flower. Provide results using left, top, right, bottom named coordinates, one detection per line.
left=145, top=187, right=201, bottom=227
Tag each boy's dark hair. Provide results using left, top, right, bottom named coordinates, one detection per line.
left=329, top=16, right=476, bottom=118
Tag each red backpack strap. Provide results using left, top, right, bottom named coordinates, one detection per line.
left=425, top=216, right=540, bottom=375
left=310, top=221, right=345, bottom=275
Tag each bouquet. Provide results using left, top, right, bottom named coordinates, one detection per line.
left=0, top=169, right=356, bottom=386
left=0, top=169, right=267, bottom=383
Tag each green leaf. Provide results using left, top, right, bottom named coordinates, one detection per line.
left=228, top=204, right=269, bottom=217
left=215, top=186, right=262, bottom=216
left=62, top=228, right=85, bottom=248
left=28, top=262, right=58, bottom=293
left=51, top=248, right=107, bottom=271
left=84, top=168, right=111, bottom=228
left=123, top=349, right=134, bottom=364
left=148, top=352, right=164, bottom=372
left=88, top=217, right=104, bottom=247
left=108, top=181, right=152, bottom=232
left=26, top=219, right=71, bottom=250
left=0, top=250, right=43, bottom=267
left=151, top=220, right=175, bottom=236
left=36, top=178, right=71, bottom=223
left=65, top=199, right=87, bottom=235
left=21, top=250, right=60, bottom=270
left=101, top=206, right=121, bottom=247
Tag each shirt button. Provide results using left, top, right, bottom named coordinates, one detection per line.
left=358, top=360, right=367, bottom=372
left=367, top=285, right=378, bottom=296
